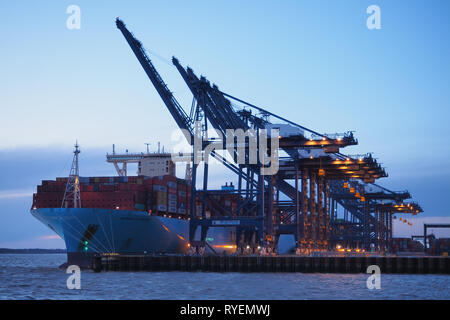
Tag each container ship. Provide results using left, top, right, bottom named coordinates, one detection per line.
left=30, top=145, right=241, bottom=268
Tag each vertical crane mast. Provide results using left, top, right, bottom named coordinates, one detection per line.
left=115, top=18, right=193, bottom=143
left=62, top=142, right=81, bottom=208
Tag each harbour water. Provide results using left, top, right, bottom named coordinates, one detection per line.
left=0, top=254, right=448, bottom=300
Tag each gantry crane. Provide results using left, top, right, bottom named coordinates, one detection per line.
left=116, top=18, right=422, bottom=253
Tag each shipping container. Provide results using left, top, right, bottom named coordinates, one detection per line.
left=157, top=204, right=167, bottom=212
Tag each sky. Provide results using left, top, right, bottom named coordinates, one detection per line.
left=0, top=0, right=449, bottom=248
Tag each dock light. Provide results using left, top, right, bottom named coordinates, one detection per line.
left=322, top=137, right=326, bottom=141
left=336, top=244, right=342, bottom=249
left=257, top=246, right=261, bottom=250
left=337, top=137, right=342, bottom=141
left=116, top=206, right=120, bottom=210
left=246, top=245, right=250, bottom=250
left=214, top=244, right=237, bottom=249
left=310, top=156, right=314, bottom=159
left=346, top=157, right=350, bottom=161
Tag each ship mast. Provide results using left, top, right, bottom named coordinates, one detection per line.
left=62, top=142, right=81, bottom=208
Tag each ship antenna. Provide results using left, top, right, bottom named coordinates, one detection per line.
left=62, top=141, right=82, bottom=208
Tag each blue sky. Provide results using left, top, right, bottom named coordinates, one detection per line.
left=1, top=1, right=449, bottom=247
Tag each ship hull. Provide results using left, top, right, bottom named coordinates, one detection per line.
left=31, top=208, right=296, bottom=267
left=31, top=208, right=233, bottom=267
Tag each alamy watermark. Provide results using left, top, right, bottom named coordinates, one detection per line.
left=366, top=5, right=381, bottom=30
left=66, top=265, right=81, bottom=289
left=171, top=122, right=280, bottom=175
left=66, top=5, right=81, bottom=30
left=366, top=265, right=381, bottom=290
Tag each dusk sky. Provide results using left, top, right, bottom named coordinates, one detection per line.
left=1, top=0, right=449, bottom=248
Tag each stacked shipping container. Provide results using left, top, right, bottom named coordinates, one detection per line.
left=32, top=175, right=240, bottom=220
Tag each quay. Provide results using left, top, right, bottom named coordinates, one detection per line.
left=93, top=254, right=450, bottom=274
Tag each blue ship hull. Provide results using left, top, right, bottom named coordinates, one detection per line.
left=30, top=208, right=236, bottom=266
left=31, top=208, right=296, bottom=267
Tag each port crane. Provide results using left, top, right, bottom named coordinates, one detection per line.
left=116, top=18, right=422, bottom=253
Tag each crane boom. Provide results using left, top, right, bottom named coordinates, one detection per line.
left=116, top=18, right=193, bottom=143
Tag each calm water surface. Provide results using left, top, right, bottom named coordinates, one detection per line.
left=0, top=254, right=448, bottom=300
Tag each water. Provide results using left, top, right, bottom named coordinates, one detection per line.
left=0, top=254, right=448, bottom=300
